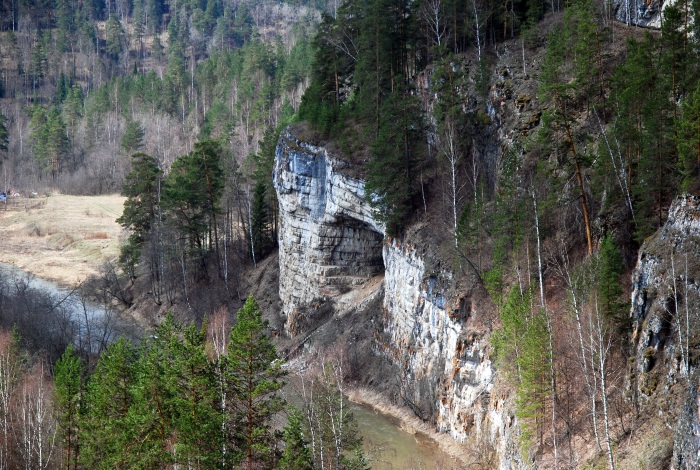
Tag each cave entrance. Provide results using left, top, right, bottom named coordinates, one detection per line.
left=324, top=217, right=385, bottom=297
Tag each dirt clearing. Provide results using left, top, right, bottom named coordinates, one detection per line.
left=0, top=194, right=125, bottom=286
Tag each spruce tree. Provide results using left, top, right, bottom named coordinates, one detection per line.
left=0, top=111, right=7, bottom=155
left=171, top=321, right=221, bottom=468
left=596, top=235, right=628, bottom=328
left=79, top=338, right=138, bottom=469
left=365, top=91, right=426, bottom=235
left=250, top=181, right=272, bottom=261
left=121, top=120, right=145, bottom=154
left=279, top=408, right=313, bottom=470
left=677, top=81, right=700, bottom=192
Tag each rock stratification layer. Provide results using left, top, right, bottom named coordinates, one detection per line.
left=273, top=125, right=384, bottom=332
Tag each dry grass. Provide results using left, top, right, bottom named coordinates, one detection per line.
left=0, top=193, right=125, bottom=286
left=85, top=232, right=109, bottom=240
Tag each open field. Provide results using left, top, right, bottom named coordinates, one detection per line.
left=0, top=194, right=125, bottom=286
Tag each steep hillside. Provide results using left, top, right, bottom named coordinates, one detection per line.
left=272, top=5, right=700, bottom=467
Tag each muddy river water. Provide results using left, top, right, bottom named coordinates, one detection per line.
left=350, top=400, right=461, bottom=469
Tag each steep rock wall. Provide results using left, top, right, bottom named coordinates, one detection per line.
left=628, top=195, right=700, bottom=468
left=381, top=238, right=523, bottom=466
left=273, top=125, right=385, bottom=332
left=612, top=0, right=684, bottom=29
left=274, top=125, right=523, bottom=467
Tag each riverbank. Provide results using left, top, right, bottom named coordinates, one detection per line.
left=346, top=386, right=475, bottom=467
left=0, top=194, right=125, bottom=286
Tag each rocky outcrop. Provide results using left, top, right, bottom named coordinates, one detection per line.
left=612, top=0, right=685, bottom=29
left=380, top=238, right=523, bottom=467
left=274, top=124, right=523, bottom=467
left=613, top=0, right=662, bottom=28
left=628, top=195, right=700, bottom=468
left=273, top=125, right=385, bottom=333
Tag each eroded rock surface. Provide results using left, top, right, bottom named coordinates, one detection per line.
left=274, top=124, right=523, bottom=467
left=273, top=125, right=384, bottom=333
left=628, top=195, right=700, bottom=468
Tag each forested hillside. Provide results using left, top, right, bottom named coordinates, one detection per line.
left=0, top=0, right=315, bottom=193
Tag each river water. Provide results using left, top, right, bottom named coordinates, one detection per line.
left=0, top=262, right=137, bottom=353
left=351, top=401, right=461, bottom=469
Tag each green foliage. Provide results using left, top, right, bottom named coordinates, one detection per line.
left=226, top=295, right=286, bottom=467
left=105, top=15, right=126, bottom=60
left=121, top=120, right=145, bottom=154
left=596, top=235, right=628, bottom=328
left=67, top=301, right=289, bottom=469
left=53, top=344, right=83, bottom=470
left=302, top=359, right=366, bottom=469
left=365, top=92, right=426, bottom=235
left=247, top=125, right=283, bottom=261
left=162, top=140, right=224, bottom=257
left=251, top=180, right=273, bottom=260
left=677, top=81, right=700, bottom=192
left=0, top=111, right=7, bottom=154
left=30, top=105, right=70, bottom=177
left=280, top=407, right=314, bottom=470
left=485, top=143, right=524, bottom=301
left=79, top=338, right=138, bottom=469
left=492, top=285, right=552, bottom=453
left=117, top=152, right=161, bottom=277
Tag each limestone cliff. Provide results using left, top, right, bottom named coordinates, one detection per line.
left=628, top=195, right=700, bottom=468
left=274, top=123, right=524, bottom=467
left=273, top=125, right=385, bottom=333
left=612, top=0, right=683, bottom=29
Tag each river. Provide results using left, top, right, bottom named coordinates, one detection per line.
left=0, top=262, right=139, bottom=354
left=351, top=400, right=461, bottom=469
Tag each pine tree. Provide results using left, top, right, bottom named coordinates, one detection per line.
left=53, top=344, right=83, bottom=470
left=226, top=295, right=286, bottom=468
left=105, top=15, right=125, bottom=61
left=539, top=23, right=594, bottom=255
left=162, top=141, right=224, bottom=268
left=117, top=152, right=161, bottom=278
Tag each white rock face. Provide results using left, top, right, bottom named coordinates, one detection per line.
left=274, top=125, right=519, bottom=466
left=382, top=239, right=494, bottom=442
left=273, top=126, right=384, bottom=332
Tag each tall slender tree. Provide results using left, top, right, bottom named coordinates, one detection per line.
left=226, top=295, right=285, bottom=468
left=53, top=345, right=83, bottom=470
